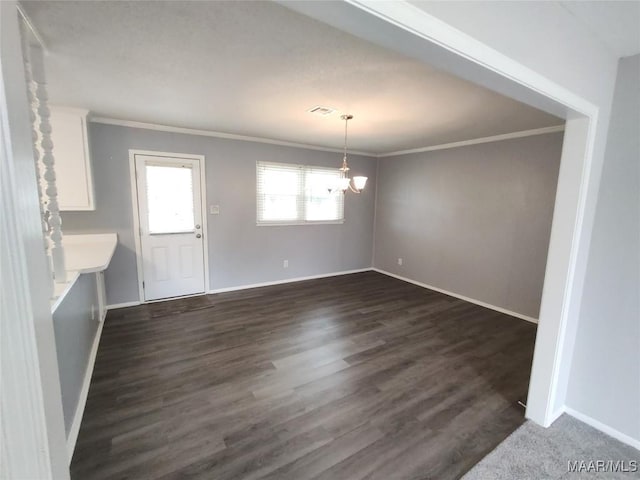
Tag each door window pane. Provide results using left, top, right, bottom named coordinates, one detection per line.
left=146, top=165, right=195, bottom=234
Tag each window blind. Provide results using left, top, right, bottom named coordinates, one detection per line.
left=256, top=161, right=344, bottom=225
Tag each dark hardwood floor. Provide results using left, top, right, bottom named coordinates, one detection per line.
left=71, top=271, right=536, bottom=480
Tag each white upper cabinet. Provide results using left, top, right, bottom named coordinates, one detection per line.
left=50, top=107, right=95, bottom=211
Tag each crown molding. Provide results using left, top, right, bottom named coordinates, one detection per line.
left=378, top=125, right=565, bottom=158
left=89, top=116, right=377, bottom=157
left=91, top=116, right=565, bottom=159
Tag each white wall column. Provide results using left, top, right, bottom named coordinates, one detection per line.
left=0, top=2, right=70, bottom=478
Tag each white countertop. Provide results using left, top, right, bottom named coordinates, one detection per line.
left=63, top=233, right=118, bottom=273
left=51, top=233, right=118, bottom=312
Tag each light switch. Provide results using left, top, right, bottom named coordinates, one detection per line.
left=210, top=205, right=220, bottom=215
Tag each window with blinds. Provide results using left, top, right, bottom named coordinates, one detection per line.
left=256, top=161, right=344, bottom=225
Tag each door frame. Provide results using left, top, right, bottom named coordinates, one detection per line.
left=129, top=149, right=210, bottom=303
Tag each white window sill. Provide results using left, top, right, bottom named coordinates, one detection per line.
left=256, top=220, right=345, bottom=227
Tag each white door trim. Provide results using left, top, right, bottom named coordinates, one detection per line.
left=129, top=149, right=210, bottom=303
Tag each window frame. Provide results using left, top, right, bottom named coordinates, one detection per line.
left=256, top=160, right=345, bottom=226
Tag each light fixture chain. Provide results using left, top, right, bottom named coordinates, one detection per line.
left=343, top=114, right=348, bottom=163
left=333, top=113, right=365, bottom=194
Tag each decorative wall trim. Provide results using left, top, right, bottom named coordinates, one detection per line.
left=378, top=125, right=566, bottom=158
left=25, top=37, right=67, bottom=285
left=90, top=117, right=375, bottom=157
left=65, top=318, right=105, bottom=463
left=372, top=268, right=538, bottom=324
left=91, top=116, right=565, bottom=160
left=564, top=407, right=640, bottom=451
left=107, top=300, right=142, bottom=310
left=209, top=268, right=373, bottom=294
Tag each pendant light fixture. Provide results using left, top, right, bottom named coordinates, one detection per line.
left=335, top=114, right=367, bottom=193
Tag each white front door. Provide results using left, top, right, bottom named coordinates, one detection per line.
left=134, top=154, right=205, bottom=301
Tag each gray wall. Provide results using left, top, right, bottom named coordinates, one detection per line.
left=373, top=132, right=563, bottom=319
left=62, top=123, right=377, bottom=305
left=52, top=272, right=100, bottom=435
left=566, top=55, right=640, bottom=442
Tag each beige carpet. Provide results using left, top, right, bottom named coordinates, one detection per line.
left=462, top=414, right=639, bottom=479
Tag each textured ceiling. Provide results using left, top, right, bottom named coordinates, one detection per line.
left=21, top=0, right=563, bottom=154
left=558, top=1, right=640, bottom=58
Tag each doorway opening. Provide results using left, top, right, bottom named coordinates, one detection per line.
left=282, top=2, right=603, bottom=429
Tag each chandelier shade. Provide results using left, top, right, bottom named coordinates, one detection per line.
left=353, top=176, right=367, bottom=191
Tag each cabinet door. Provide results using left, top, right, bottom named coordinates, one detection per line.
left=50, top=107, right=95, bottom=210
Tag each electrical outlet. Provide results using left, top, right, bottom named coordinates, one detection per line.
left=398, top=258, right=403, bottom=266
left=283, top=260, right=289, bottom=268
left=210, top=205, right=220, bottom=215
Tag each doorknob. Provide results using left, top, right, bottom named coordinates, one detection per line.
left=195, top=224, right=201, bottom=229
left=196, top=233, right=202, bottom=238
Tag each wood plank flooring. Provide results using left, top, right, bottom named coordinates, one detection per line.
left=71, top=271, right=536, bottom=480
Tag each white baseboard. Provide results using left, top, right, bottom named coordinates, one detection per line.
left=66, top=318, right=105, bottom=463
left=209, top=268, right=373, bottom=294
left=106, top=271, right=373, bottom=308
left=107, top=300, right=142, bottom=310
left=564, top=406, right=640, bottom=451
left=371, top=268, right=538, bottom=324
left=108, top=269, right=538, bottom=329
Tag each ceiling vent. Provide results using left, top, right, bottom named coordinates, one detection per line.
left=308, top=106, right=335, bottom=116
